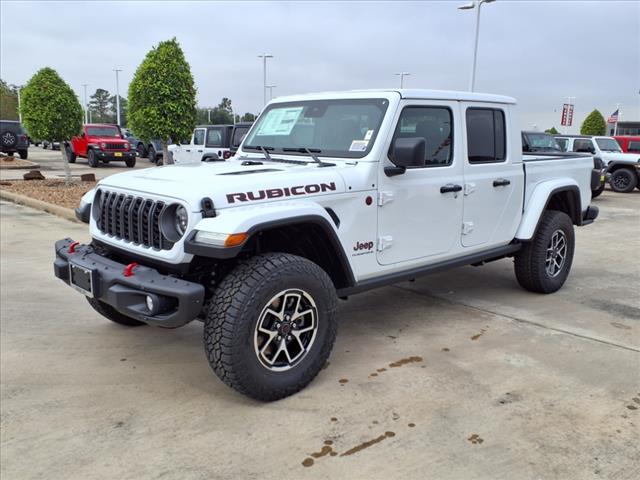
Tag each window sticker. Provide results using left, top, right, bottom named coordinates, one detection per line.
left=255, top=107, right=304, bottom=136
left=364, top=129, right=374, bottom=141
left=349, top=140, right=369, bottom=151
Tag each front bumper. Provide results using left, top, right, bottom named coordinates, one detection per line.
left=581, top=206, right=599, bottom=226
left=591, top=167, right=607, bottom=190
left=96, top=151, right=136, bottom=161
left=53, top=238, right=205, bottom=327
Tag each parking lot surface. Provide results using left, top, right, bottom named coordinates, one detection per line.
left=1, top=191, right=639, bottom=480
left=0, top=145, right=153, bottom=181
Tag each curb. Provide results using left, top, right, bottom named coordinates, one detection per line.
left=0, top=163, right=42, bottom=170
left=0, top=189, right=79, bottom=223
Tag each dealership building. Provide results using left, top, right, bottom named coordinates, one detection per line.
left=608, top=121, right=640, bottom=136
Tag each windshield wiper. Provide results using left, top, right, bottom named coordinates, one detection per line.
left=244, top=145, right=274, bottom=161
left=283, top=147, right=334, bottom=167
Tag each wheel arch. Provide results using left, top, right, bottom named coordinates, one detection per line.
left=516, top=183, right=582, bottom=240
left=185, top=205, right=355, bottom=290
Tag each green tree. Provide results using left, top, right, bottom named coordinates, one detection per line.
left=109, top=94, right=128, bottom=127
left=89, top=88, right=112, bottom=123
left=1, top=79, right=19, bottom=120
left=241, top=112, right=256, bottom=122
left=545, top=127, right=559, bottom=134
left=128, top=37, right=196, bottom=164
left=20, top=67, right=83, bottom=184
left=580, top=110, right=606, bottom=136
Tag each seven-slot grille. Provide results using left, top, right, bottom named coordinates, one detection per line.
left=96, top=190, right=170, bottom=250
left=104, top=142, right=127, bottom=150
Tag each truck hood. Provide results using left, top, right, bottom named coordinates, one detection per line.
left=97, top=159, right=349, bottom=211
left=601, top=151, right=640, bottom=164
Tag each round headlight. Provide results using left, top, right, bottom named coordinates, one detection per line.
left=100, top=142, right=107, bottom=149
left=174, top=206, right=188, bottom=236
left=124, top=142, right=129, bottom=150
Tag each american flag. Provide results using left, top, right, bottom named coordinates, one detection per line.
left=608, top=109, right=619, bottom=124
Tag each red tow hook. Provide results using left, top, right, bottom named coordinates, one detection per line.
left=123, top=262, right=138, bottom=277
left=68, top=241, right=80, bottom=254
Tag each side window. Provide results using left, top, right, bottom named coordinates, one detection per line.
left=206, top=128, right=223, bottom=147
left=193, top=129, right=205, bottom=146
left=627, top=141, right=640, bottom=153
left=573, top=139, right=593, bottom=153
left=466, top=108, right=506, bottom=163
left=232, top=127, right=249, bottom=147
left=556, top=138, right=569, bottom=152
left=388, top=106, right=453, bottom=167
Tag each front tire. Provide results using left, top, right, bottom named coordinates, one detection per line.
left=514, top=210, right=575, bottom=294
left=147, top=146, right=156, bottom=163
left=610, top=168, right=637, bottom=193
left=136, top=143, right=147, bottom=158
left=591, top=182, right=605, bottom=198
left=203, top=253, right=338, bottom=401
left=87, top=149, right=99, bottom=168
left=86, top=297, right=146, bottom=326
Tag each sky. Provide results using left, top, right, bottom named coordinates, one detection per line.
left=1, top=0, right=638, bottom=133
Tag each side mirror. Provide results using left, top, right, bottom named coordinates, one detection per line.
left=386, top=137, right=426, bottom=176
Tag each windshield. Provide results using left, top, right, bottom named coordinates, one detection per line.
left=86, top=126, right=120, bottom=137
left=242, top=98, right=389, bottom=158
left=595, top=138, right=622, bottom=152
left=525, top=133, right=561, bottom=151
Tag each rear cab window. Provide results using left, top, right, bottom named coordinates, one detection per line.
left=572, top=139, right=594, bottom=153
left=466, top=108, right=506, bottom=163
left=206, top=128, right=223, bottom=147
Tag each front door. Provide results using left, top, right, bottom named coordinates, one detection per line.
left=460, top=105, right=524, bottom=248
left=377, top=101, right=464, bottom=266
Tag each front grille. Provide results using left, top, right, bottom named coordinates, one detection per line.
left=104, top=142, right=127, bottom=150
left=96, top=190, right=170, bottom=250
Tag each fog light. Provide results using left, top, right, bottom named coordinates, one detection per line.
left=145, top=295, right=155, bottom=313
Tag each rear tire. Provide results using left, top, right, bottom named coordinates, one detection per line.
left=514, top=210, right=575, bottom=294
left=87, top=149, right=99, bottom=168
left=86, top=297, right=146, bottom=326
left=203, top=253, right=338, bottom=401
left=66, top=145, right=76, bottom=163
left=610, top=168, right=637, bottom=193
left=125, top=157, right=136, bottom=168
left=147, top=146, right=156, bottom=163
left=18, top=149, right=28, bottom=160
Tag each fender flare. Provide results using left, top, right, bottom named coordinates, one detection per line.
left=184, top=203, right=355, bottom=287
left=515, top=181, right=581, bottom=240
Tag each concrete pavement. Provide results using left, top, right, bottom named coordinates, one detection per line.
left=1, top=191, right=639, bottom=480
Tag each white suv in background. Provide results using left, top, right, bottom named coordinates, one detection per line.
left=554, top=135, right=640, bottom=193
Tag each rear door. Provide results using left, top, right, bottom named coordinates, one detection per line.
left=204, top=127, right=224, bottom=160
left=377, top=101, right=464, bottom=265
left=460, top=104, right=524, bottom=248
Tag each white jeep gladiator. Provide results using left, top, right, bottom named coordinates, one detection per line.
left=55, top=89, right=598, bottom=401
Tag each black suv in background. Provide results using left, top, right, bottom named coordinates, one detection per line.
left=1, top=120, right=29, bottom=159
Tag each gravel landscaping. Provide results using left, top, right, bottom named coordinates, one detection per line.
left=0, top=179, right=94, bottom=210
left=0, top=157, right=36, bottom=169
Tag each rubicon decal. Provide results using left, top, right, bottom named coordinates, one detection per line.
left=226, top=182, right=337, bottom=203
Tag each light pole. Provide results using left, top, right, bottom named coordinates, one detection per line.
left=266, top=84, right=277, bottom=101
left=82, top=83, right=89, bottom=124
left=16, top=86, right=22, bottom=123
left=113, top=69, right=122, bottom=126
left=258, top=53, right=273, bottom=107
left=207, top=109, right=212, bottom=123
left=458, top=0, right=496, bottom=92
left=394, top=72, right=410, bottom=88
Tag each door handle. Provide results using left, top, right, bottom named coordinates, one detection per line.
left=197, top=150, right=203, bottom=153
left=440, top=184, right=463, bottom=194
left=185, top=149, right=191, bottom=152
left=493, top=179, right=511, bottom=187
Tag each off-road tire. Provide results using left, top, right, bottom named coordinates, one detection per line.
left=86, top=297, right=146, bottom=326
left=203, top=253, right=338, bottom=401
left=18, top=149, right=28, bottom=160
left=514, top=210, right=575, bottom=294
left=1, top=131, right=17, bottom=148
left=125, top=157, right=136, bottom=168
left=591, top=182, right=605, bottom=198
left=136, top=143, right=147, bottom=158
left=66, top=145, right=76, bottom=163
left=147, top=146, right=156, bottom=163
left=87, top=149, right=99, bottom=168
left=610, top=168, right=637, bottom=193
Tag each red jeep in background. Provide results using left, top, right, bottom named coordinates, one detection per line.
left=65, top=124, right=136, bottom=168
left=614, top=136, right=640, bottom=154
